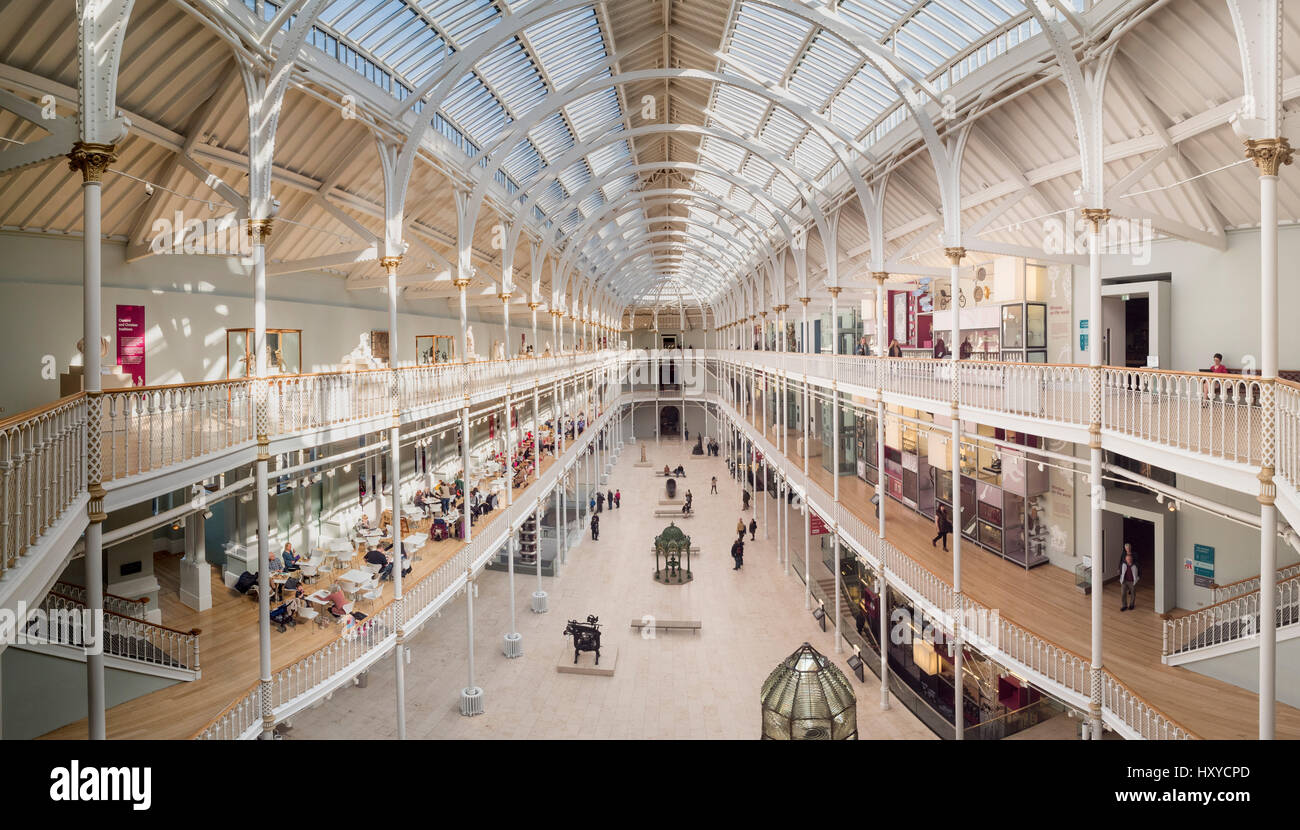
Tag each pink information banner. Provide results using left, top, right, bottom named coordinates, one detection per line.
left=116, top=304, right=146, bottom=385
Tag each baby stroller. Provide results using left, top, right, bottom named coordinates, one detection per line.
left=430, top=517, right=451, bottom=541
left=270, top=601, right=298, bottom=633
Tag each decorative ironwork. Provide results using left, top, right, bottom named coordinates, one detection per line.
left=653, top=522, right=692, bottom=584
left=562, top=615, right=602, bottom=665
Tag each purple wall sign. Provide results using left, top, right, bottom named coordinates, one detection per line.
left=116, top=304, right=146, bottom=385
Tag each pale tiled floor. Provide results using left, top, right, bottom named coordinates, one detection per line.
left=287, top=438, right=933, bottom=740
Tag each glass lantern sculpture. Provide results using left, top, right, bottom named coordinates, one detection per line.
left=760, top=642, right=858, bottom=739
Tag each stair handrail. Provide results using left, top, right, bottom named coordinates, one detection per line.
left=35, top=591, right=200, bottom=672
left=1163, top=575, right=1300, bottom=659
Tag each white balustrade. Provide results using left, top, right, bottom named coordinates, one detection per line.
left=1102, top=368, right=1262, bottom=465
left=0, top=395, right=86, bottom=575
left=38, top=591, right=199, bottom=673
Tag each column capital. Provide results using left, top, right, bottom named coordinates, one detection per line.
left=528, top=301, right=541, bottom=310
left=378, top=255, right=402, bottom=274
left=759, top=310, right=768, bottom=318
left=798, top=297, right=811, bottom=305
left=246, top=218, right=274, bottom=244
left=943, top=246, right=966, bottom=266
left=871, top=271, right=889, bottom=284
left=1081, top=208, right=1110, bottom=233
left=67, top=141, right=117, bottom=183
left=498, top=292, right=512, bottom=302
left=1245, top=137, right=1294, bottom=177
left=827, top=286, right=842, bottom=298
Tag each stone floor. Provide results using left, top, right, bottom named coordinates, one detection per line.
left=287, top=437, right=934, bottom=740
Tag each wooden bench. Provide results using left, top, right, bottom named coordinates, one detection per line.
left=630, top=619, right=701, bottom=634
left=653, top=508, right=693, bottom=518
left=654, top=471, right=687, bottom=477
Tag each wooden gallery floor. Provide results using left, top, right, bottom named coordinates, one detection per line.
left=41, top=455, right=557, bottom=740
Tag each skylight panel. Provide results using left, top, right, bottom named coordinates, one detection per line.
left=578, top=192, right=605, bottom=219
left=536, top=179, right=568, bottom=213
left=711, top=86, right=767, bottom=137
left=423, top=0, right=501, bottom=48
left=770, top=176, right=796, bottom=208
left=387, top=30, right=448, bottom=83
left=694, top=172, right=731, bottom=198
left=601, top=175, right=637, bottom=202
left=502, top=138, right=542, bottom=185
left=727, top=3, right=811, bottom=87
left=477, top=38, right=546, bottom=117
left=792, top=133, right=833, bottom=177
left=441, top=71, right=508, bottom=145
left=741, top=154, right=775, bottom=187
left=699, top=136, right=745, bottom=174
left=356, top=3, right=419, bottom=53
left=831, top=64, right=893, bottom=134
left=566, top=87, right=621, bottom=142
left=758, top=106, right=803, bottom=156
left=556, top=159, right=591, bottom=195
left=836, top=0, right=904, bottom=39
left=585, top=141, right=629, bottom=178
left=787, top=32, right=860, bottom=112
left=528, top=111, right=574, bottom=161
left=526, top=6, right=609, bottom=91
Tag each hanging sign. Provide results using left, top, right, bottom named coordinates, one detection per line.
left=809, top=512, right=830, bottom=536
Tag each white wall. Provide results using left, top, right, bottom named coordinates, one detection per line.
left=1071, top=224, right=1300, bottom=372
left=0, top=232, right=497, bottom=416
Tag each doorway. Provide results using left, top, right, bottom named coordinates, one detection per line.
left=660, top=405, right=679, bottom=436
left=1121, top=517, right=1155, bottom=611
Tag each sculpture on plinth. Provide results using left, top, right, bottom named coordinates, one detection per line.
left=640, top=442, right=647, bottom=463
left=563, top=615, right=602, bottom=665
left=466, top=325, right=478, bottom=360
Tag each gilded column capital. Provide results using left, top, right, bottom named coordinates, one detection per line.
left=1081, top=208, right=1111, bottom=233
left=246, top=218, right=274, bottom=244
left=827, top=286, right=842, bottom=298
left=498, top=292, right=512, bottom=302
left=378, top=255, right=402, bottom=274
left=528, top=301, right=541, bottom=310
left=871, top=271, right=889, bottom=284
left=67, top=141, right=117, bottom=183
left=797, top=297, right=811, bottom=305
left=943, top=246, right=966, bottom=266
left=1245, top=137, right=1294, bottom=177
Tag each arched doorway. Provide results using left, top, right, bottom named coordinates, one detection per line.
left=660, top=405, right=679, bottom=435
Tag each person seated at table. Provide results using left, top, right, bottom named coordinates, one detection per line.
left=414, top=489, right=428, bottom=516
left=281, top=542, right=301, bottom=571
left=268, top=548, right=283, bottom=573
left=369, top=546, right=397, bottom=581
left=324, top=584, right=350, bottom=618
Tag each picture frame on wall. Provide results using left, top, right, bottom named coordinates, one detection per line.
left=370, top=330, right=390, bottom=362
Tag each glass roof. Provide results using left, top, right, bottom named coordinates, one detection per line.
left=278, top=0, right=1094, bottom=308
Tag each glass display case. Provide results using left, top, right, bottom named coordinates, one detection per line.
left=227, top=328, right=300, bottom=378
left=416, top=334, right=455, bottom=365
left=1000, top=302, right=1047, bottom=362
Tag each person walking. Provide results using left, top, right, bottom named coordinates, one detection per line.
left=931, top=505, right=952, bottom=552
left=590, top=513, right=600, bottom=541
left=606, top=489, right=614, bottom=511
left=614, top=489, right=621, bottom=509
left=682, top=490, right=693, bottom=515
left=731, top=538, right=744, bottom=570
left=742, top=489, right=751, bottom=511
left=710, top=475, right=718, bottom=494
left=596, top=490, right=605, bottom=513
left=749, top=518, right=758, bottom=541
left=589, top=495, right=596, bottom=515
left=736, top=518, right=746, bottom=540
left=1119, top=544, right=1139, bottom=611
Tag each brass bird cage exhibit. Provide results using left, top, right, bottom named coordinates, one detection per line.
left=760, top=643, right=858, bottom=740
left=653, top=522, right=693, bottom=584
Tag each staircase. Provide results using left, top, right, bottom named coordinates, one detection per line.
left=16, top=589, right=201, bottom=681
left=1164, top=572, right=1300, bottom=666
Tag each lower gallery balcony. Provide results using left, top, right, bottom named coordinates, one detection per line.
left=743, top=408, right=1300, bottom=740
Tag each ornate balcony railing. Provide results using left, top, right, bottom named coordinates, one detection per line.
left=1164, top=575, right=1300, bottom=660
left=36, top=591, right=200, bottom=675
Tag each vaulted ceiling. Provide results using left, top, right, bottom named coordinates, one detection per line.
left=0, top=0, right=1296, bottom=327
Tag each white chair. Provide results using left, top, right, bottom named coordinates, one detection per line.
left=359, top=579, right=383, bottom=610
left=297, top=605, right=319, bottom=626
left=300, top=563, right=319, bottom=584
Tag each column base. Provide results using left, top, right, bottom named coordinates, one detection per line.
left=531, top=591, right=549, bottom=613
left=459, top=686, right=485, bottom=716
left=503, top=632, right=523, bottom=658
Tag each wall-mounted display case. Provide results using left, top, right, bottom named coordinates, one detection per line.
left=226, top=328, right=301, bottom=378
left=1001, top=302, right=1047, bottom=363
left=416, top=335, right=456, bottom=365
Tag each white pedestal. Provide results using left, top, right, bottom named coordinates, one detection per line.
left=179, top=558, right=213, bottom=612
left=460, top=686, right=485, bottom=716
left=531, top=591, right=548, bottom=613
left=503, top=632, right=523, bottom=658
